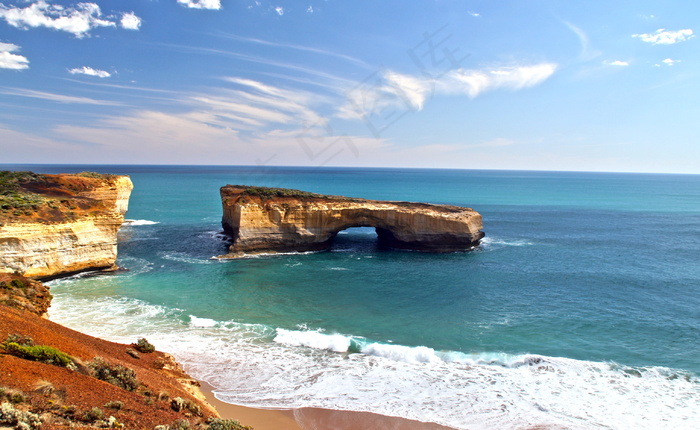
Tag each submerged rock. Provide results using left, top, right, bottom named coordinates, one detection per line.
left=220, top=185, right=484, bottom=256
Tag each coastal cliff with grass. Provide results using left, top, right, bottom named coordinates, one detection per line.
left=0, top=171, right=251, bottom=430
left=0, top=171, right=133, bottom=279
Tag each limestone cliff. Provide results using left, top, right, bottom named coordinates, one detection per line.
left=0, top=172, right=133, bottom=279
left=220, top=185, right=484, bottom=255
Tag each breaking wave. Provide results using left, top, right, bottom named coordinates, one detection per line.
left=47, top=290, right=700, bottom=430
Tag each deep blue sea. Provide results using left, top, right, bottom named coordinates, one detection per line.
left=4, top=165, right=700, bottom=429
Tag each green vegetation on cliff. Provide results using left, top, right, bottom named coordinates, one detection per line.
left=0, top=171, right=52, bottom=216
left=0, top=170, right=115, bottom=222
left=240, top=186, right=324, bottom=200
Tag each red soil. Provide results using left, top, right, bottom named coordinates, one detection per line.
left=0, top=304, right=220, bottom=429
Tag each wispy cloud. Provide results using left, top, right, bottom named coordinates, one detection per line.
left=0, top=42, right=29, bottom=70
left=120, top=12, right=141, bottom=30
left=198, top=77, right=326, bottom=128
left=0, top=1, right=139, bottom=38
left=563, top=21, right=601, bottom=61
left=633, top=28, right=694, bottom=45
left=603, top=60, right=630, bottom=67
left=0, top=87, right=123, bottom=105
left=445, top=64, right=557, bottom=97
left=68, top=66, right=111, bottom=78
left=214, top=33, right=374, bottom=70
left=339, top=63, right=558, bottom=120
left=177, top=0, right=222, bottom=10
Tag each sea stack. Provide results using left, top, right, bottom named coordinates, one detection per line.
left=220, top=185, right=484, bottom=256
left=0, top=171, right=133, bottom=279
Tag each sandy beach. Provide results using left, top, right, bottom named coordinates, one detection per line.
left=199, top=381, right=457, bottom=430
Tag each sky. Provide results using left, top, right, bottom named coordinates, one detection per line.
left=0, top=0, right=698, bottom=173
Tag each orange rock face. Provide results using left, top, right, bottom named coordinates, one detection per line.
left=220, top=185, right=484, bottom=255
left=0, top=173, right=133, bottom=279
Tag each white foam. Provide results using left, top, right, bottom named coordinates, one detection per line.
left=190, top=315, right=219, bottom=328
left=124, top=219, right=160, bottom=226
left=274, top=329, right=351, bottom=353
left=362, top=343, right=441, bottom=364
left=159, top=252, right=217, bottom=265
left=47, top=291, right=700, bottom=430
left=480, top=236, right=535, bottom=248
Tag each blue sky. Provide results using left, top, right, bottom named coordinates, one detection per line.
left=0, top=0, right=698, bottom=173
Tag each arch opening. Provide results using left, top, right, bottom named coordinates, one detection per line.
left=328, top=226, right=393, bottom=252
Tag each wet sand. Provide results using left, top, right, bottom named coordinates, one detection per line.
left=199, top=381, right=457, bottom=430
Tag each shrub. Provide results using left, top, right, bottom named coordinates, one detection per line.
left=170, top=397, right=186, bottom=412
left=76, top=172, right=104, bottom=179
left=104, top=401, right=123, bottom=410
left=1, top=388, right=26, bottom=404
left=132, top=338, right=155, bottom=354
left=89, top=358, right=139, bottom=391
left=33, top=380, right=55, bottom=396
left=2, top=334, right=33, bottom=347
left=171, top=419, right=191, bottom=430
left=0, top=402, right=42, bottom=429
left=125, top=348, right=140, bottom=359
left=59, top=405, right=77, bottom=417
left=206, top=418, right=253, bottom=430
left=84, top=406, right=105, bottom=422
left=4, top=342, right=74, bottom=368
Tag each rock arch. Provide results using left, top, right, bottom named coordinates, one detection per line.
left=220, top=185, right=484, bottom=256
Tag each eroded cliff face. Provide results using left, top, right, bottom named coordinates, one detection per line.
left=0, top=173, right=133, bottom=279
left=220, top=185, right=484, bottom=255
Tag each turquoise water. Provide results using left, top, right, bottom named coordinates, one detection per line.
left=4, top=165, right=700, bottom=429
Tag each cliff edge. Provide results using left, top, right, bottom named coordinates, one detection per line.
left=0, top=171, right=133, bottom=279
left=220, top=185, right=484, bottom=255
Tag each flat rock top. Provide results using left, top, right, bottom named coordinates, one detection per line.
left=0, top=171, right=128, bottom=224
left=221, top=185, right=477, bottom=214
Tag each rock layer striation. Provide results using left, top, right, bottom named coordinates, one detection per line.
left=0, top=172, right=133, bottom=279
left=220, top=185, right=484, bottom=255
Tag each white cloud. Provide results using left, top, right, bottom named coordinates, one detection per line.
left=120, top=12, right=141, bottom=30
left=445, top=63, right=557, bottom=98
left=0, top=42, right=29, bottom=70
left=177, top=0, right=222, bottom=10
left=339, top=63, right=557, bottom=122
left=661, top=58, right=680, bottom=66
left=68, top=66, right=111, bottom=78
left=307, top=6, right=314, bottom=13
left=468, top=11, right=480, bottom=17
left=338, top=63, right=557, bottom=124
left=0, top=1, right=120, bottom=38
left=633, top=28, right=694, bottom=45
left=0, top=88, right=122, bottom=105
left=604, top=60, right=629, bottom=67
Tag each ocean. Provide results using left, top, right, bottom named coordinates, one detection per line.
left=4, top=165, right=700, bottom=429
